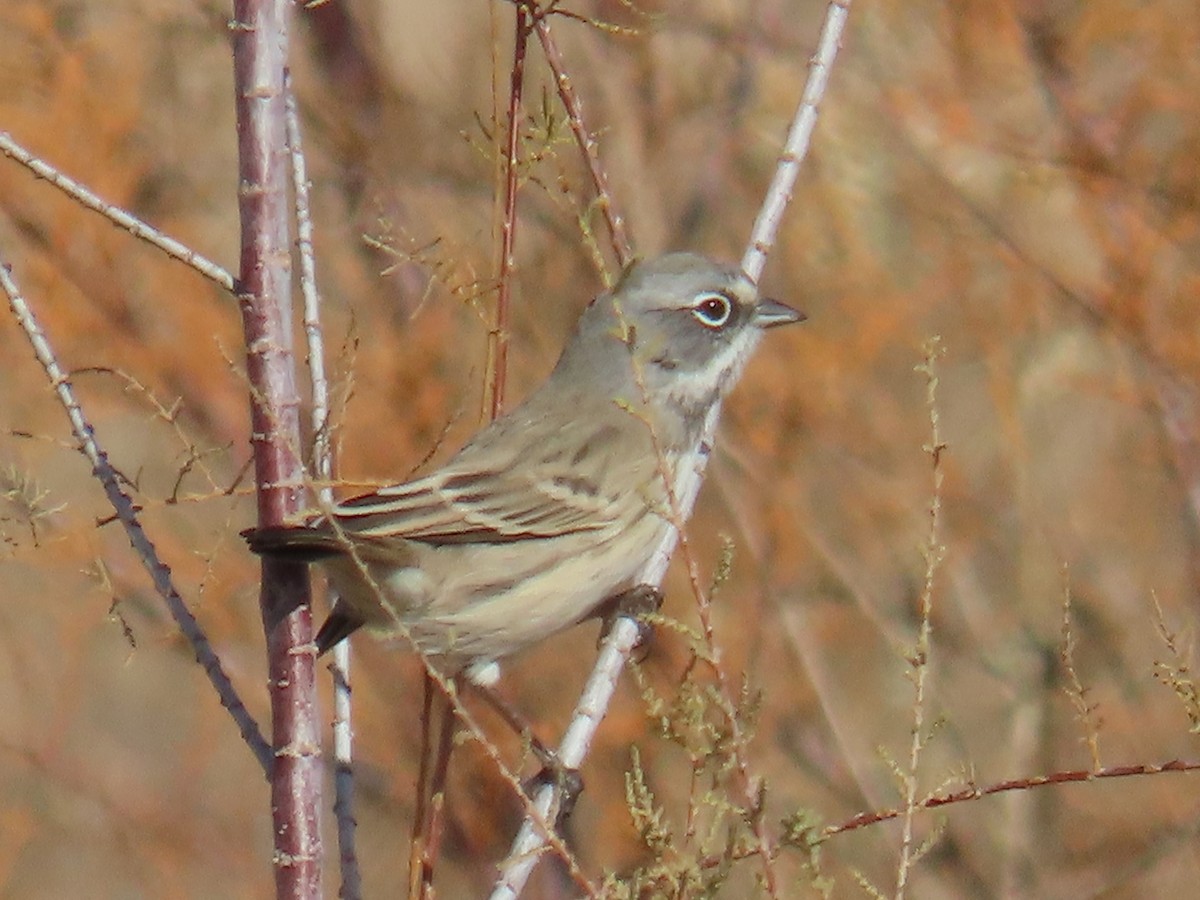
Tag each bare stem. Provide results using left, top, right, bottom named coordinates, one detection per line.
left=486, top=3, right=534, bottom=420
left=0, top=131, right=235, bottom=292
left=284, top=68, right=363, bottom=899
left=741, top=0, right=851, bottom=284
left=824, top=758, right=1200, bottom=838
left=895, top=336, right=946, bottom=900
left=417, top=4, right=538, bottom=892
left=534, top=10, right=634, bottom=269
left=231, top=1, right=322, bottom=895
left=0, top=260, right=272, bottom=773
left=490, top=3, right=852, bottom=895
left=422, top=707, right=457, bottom=897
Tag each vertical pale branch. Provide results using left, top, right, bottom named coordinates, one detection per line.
left=0, top=261, right=272, bottom=773
left=285, top=70, right=362, bottom=898
left=231, top=1, right=322, bottom=897
left=491, top=4, right=853, bottom=896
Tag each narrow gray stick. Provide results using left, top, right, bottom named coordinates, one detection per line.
left=0, top=132, right=235, bottom=292
left=284, top=72, right=363, bottom=900
left=0, top=259, right=272, bottom=774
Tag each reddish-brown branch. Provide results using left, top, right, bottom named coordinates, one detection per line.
left=422, top=709, right=457, bottom=895
left=410, top=677, right=437, bottom=899
left=825, top=758, right=1200, bottom=837
left=231, top=0, right=322, bottom=896
left=415, top=8, right=536, bottom=890
left=487, top=2, right=533, bottom=420
left=534, top=12, right=634, bottom=269
left=689, top=759, right=1200, bottom=875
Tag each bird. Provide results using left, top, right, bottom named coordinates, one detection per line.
left=244, top=252, right=803, bottom=679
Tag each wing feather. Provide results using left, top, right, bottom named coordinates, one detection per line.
left=329, top=466, right=625, bottom=545
left=316, top=388, right=662, bottom=546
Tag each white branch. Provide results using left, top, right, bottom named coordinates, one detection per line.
left=0, top=131, right=235, bottom=292
left=490, top=3, right=853, bottom=896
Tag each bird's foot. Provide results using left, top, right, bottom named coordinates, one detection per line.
left=598, top=583, right=664, bottom=658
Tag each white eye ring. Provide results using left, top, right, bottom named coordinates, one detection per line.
left=691, top=292, right=733, bottom=329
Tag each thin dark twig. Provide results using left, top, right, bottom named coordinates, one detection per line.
left=0, top=131, right=235, bottom=292
left=691, top=758, right=1200, bottom=873
left=823, top=759, right=1200, bottom=838
left=533, top=10, right=634, bottom=269
left=423, top=706, right=458, bottom=897
left=410, top=677, right=438, bottom=900
left=0, top=260, right=272, bottom=773
left=412, top=7, right=538, bottom=889
left=486, top=2, right=534, bottom=420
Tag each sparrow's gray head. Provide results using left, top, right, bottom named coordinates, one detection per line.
left=556, top=252, right=804, bottom=421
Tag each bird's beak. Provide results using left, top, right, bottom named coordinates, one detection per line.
left=753, top=298, right=806, bottom=328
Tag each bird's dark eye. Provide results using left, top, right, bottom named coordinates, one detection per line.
left=691, top=292, right=733, bottom=329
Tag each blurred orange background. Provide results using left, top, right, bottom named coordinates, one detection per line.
left=1, top=0, right=1198, bottom=896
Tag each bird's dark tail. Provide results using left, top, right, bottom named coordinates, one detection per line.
left=241, top=526, right=343, bottom=562
left=314, top=607, right=366, bottom=655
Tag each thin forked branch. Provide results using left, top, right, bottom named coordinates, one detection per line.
left=0, top=260, right=272, bottom=773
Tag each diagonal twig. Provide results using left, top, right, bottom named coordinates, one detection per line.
left=490, top=4, right=853, bottom=896
left=0, top=131, right=235, bottom=293
left=0, top=259, right=272, bottom=774
left=486, top=1, right=535, bottom=420
left=533, top=9, right=634, bottom=269
left=824, top=758, right=1200, bottom=838
left=741, top=0, right=850, bottom=285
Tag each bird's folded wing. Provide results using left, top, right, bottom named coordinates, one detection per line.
left=332, top=466, right=627, bottom=545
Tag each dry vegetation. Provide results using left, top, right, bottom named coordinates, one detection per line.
left=1, top=0, right=1199, bottom=897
